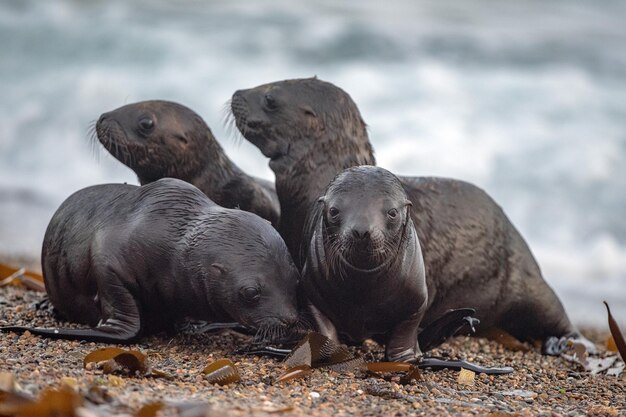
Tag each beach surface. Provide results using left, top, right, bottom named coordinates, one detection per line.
left=1, top=277, right=624, bottom=417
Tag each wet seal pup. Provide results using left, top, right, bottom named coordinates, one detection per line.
left=2, top=178, right=298, bottom=343
left=303, top=166, right=428, bottom=362
left=95, top=100, right=280, bottom=226
left=230, top=81, right=373, bottom=256
left=230, top=77, right=591, bottom=355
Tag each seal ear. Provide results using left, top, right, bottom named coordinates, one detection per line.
left=301, top=105, right=317, bottom=118
left=405, top=201, right=412, bottom=218
left=317, top=196, right=326, bottom=205
left=211, top=263, right=226, bottom=275
left=175, top=134, right=189, bottom=146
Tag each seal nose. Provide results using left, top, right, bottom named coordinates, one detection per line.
left=352, top=228, right=370, bottom=240
left=97, top=112, right=110, bottom=125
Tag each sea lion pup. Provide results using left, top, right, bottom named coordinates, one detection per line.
left=95, top=100, right=280, bottom=226
left=230, top=77, right=589, bottom=355
left=230, top=81, right=373, bottom=257
left=5, top=178, right=298, bottom=343
left=303, top=166, right=428, bottom=362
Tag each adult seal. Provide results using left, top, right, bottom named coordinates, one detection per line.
left=303, top=166, right=427, bottom=362
left=230, top=77, right=591, bottom=355
left=96, top=100, right=280, bottom=226
left=2, top=178, right=298, bottom=343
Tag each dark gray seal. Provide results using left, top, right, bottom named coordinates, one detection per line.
left=230, top=77, right=590, bottom=355
left=7, top=178, right=298, bottom=343
left=303, top=166, right=427, bottom=362
left=96, top=100, right=280, bottom=226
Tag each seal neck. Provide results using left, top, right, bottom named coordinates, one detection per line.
left=177, top=217, right=232, bottom=321
left=189, top=138, right=247, bottom=204
left=277, top=141, right=375, bottom=266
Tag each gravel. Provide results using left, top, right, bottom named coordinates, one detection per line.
left=1, top=284, right=624, bottom=417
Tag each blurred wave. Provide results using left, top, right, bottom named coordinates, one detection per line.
left=1, top=0, right=625, bottom=325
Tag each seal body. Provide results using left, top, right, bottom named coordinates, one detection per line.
left=41, top=178, right=298, bottom=342
left=96, top=100, right=280, bottom=226
left=231, top=77, right=585, bottom=355
left=302, top=166, right=427, bottom=362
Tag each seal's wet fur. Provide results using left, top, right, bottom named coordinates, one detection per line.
left=40, top=178, right=298, bottom=342
left=302, top=166, right=427, bottom=362
left=96, top=100, right=280, bottom=225
left=231, top=77, right=587, bottom=355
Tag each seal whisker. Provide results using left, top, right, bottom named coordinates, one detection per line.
left=222, top=101, right=245, bottom=146
left=86, top=121, right=101, bottom=162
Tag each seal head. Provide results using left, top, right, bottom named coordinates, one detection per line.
left=230, top=78, right=374, bottom=261
left=319, top=166, right=413, bottom=275
left=97, top=100, right=214, bottom=184
left=96, top=100, right=280, bottom=225
left=206, top=210, right=300, bottom=337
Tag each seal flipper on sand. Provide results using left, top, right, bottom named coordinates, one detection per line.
left=2, top=277, right=142, bottom=343
left=0, top=322, right=140, bottom=344
left=418, top=308, right=479, bottom=353
left=1, top=267, right=143, bottom=343
left=177, top=320, right=251, bottom=335
left=386, top=312, right=424, bottom=363
left=418, top=358, right=513, bottom=374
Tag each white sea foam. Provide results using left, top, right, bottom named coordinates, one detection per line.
left=1, top=0, right=624, bottom=325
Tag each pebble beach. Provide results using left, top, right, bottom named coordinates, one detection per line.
left=1, top=280, right=624, bottom=417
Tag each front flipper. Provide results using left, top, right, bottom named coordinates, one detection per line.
left=386, top=312, right=423, bottom=363
left=308, top=302, right=339, bottom=343
left=234, top=345, right=293, bottom=358
left=418, top=357, right=514, bottom=375
left=0, top=322, right=140, bottom=344
left=2, top=268, right=142, bottom=343
left=418, top=308, right=478, bottom=352
left=177, top=320, right=250, bottom=335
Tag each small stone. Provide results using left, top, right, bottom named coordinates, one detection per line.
left=60, top=377, right=78, bottom=389
left=310, top=391, right=320, bottom=399
left=107, top=375, right=125, bottom=387
left=0, top=372, right=15, bottom=392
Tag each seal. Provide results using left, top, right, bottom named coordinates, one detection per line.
left=230, top=77, right=590, bottom=355
left=95, top=100, right=280, bottom=226
left=5, top=178, right=298, bottom=343
left=302, top=166, right=427, bottom=362
left=230, top=79, right=374, bottom=258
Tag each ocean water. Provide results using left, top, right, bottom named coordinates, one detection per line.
left=1, top=0, right=625, bottom=326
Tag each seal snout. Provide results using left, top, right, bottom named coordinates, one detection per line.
left=351, top=227, right=371, bottom=241
left=98, top=112, right=110, bottom=125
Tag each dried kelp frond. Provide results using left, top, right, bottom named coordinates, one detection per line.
left=202, top=359, right=240, bottom=385
left=604, top=301, right=626, bottom=362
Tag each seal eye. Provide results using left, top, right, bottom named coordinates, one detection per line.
left=328, top=207, right=340, bottom=219
left=138, top=118, right=154, bottom=132
left=240, top=287, right=261, bottom=305
left=264, top=94, right=278, bottom=111
left=387, top=208, right=399, bottom=219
